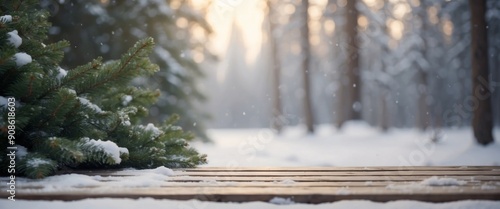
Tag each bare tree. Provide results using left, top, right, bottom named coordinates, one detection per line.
left=469, top=0, right=494, bottom=145
left=300, top=0, right=315, bottom=133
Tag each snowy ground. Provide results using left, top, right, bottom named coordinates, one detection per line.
left=193, top=122, right=500, bottom=167
left=2, top=198, right=500, bottom=209
left=2, top=122, right=500, bottom=209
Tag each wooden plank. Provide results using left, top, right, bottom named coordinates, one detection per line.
left=184, top=166, right=500, bottom=172
left=177, top=170, right=500, bottom=177
left=146, top=181, right=498, bottom=188
left=13, top=181, right=496, bottom=189
left=166, top=175, right=500, bottom=182
left=3, top=166, right=499, bottom=203
left=58, top=166, right=500, bottom=176
left=9, top=186, right=500, bottom=203
left=56, top=166, right=500, bottom=177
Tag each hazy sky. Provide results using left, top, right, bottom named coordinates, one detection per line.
left=203, top=0, right=265, bottom=63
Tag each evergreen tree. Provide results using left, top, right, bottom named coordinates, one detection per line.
left=0, top=0, right=206, bottom=179
left=44, top=0, right=212, bottom=141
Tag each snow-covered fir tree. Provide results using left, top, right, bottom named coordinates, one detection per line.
left=0, top=0, right=206, bottom=179
left=44, top=0, right=212, bottom=140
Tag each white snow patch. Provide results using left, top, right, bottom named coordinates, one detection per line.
left=27, top=158, right=52, bottom=168
left=280, top=179, right=295, bottom=184
left=37, top=174, right=102, bottom=188
left=13, top=52, right=32, bottom=67
left=0, top=15, right=12, bottom=23
left=269, top=197, right=295, bottom=205
left=16, top=145, right=28, bottom=159
left=94, top=173, right=169, bottom=187
left=201, top=179, right=218, bottom=184
left=7, top=30, right=22, bottom=48
left=386, top=183, right=425, bottom=191
left=78, top=97, right=103, bottom=113
left=82, top=138, right=128, bottom=164
left=5, top=171, right=173, bottom=189
left=336, top=187, right=351, bottom=195
left=1, top=199, right=500, bottom=209
left=144, top=123, right=162, bottom=139
left=0, top=168, right=177, bottom=191
left=480, top=184, right=497, bottom=190
left=150, top=166, right=174, bottom=176
left=119, top=111, right=132, bottom=126
left=120, top=148, right=129, bottom=155
left=122, top=95, right=132, bottom=106
left=0, top=96, right=8, bottom=107
left=420, top=176, right=466, bottom=186
left=170, top=126, right=182, bottom=131
left=67, top=89, right=76, bottom=95
left=56, top=67, right=67, bottom=80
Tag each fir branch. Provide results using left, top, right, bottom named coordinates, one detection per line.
left=19, top=153, right=57, bottom=179
left=33, top=89, right=77, bottom=131
left=50, top=94, right=71, bottom=118
left=76, top=38, right=157, bottom=95
left=63, top=58, right=102, bottom=86
left=37, top=58, right=102, bottom=100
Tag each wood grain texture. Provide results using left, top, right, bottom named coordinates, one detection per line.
left=2, top=166, right=499, bottom=203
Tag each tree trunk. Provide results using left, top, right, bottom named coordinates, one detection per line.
left=469, top=0, right=494, bottom=145
left=301, top=0, right=315, bottom=133
left=267, top=0, right=283, bottom=133
left=345, top=0, right=361, bottom=120
left=417, top=71, right=430, bottom=130
left=336, top=80, right=348, bottom=128
left=380, top=88, right=389, bottom=132
left=376, top=3, right=391, bottom=132
left=416, top=0, right=430, bottom=131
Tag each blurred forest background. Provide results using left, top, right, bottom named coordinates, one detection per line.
left=42, top=0, right=499, bottom=141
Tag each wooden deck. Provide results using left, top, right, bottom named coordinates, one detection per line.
left=3, top=166, right=500, bottom=203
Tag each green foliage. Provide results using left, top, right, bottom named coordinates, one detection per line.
left=0, top=0, right=206, bottom=179
left=18, top=153, right=58, bottom=179
left=46, top=0, right=213, bottom=141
